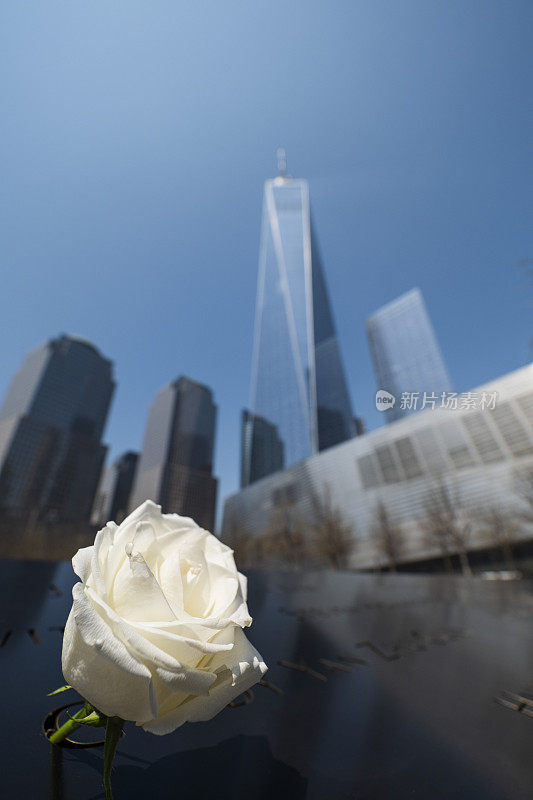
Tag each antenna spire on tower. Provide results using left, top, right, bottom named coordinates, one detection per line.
left=277, top=147, right=287, bottom=177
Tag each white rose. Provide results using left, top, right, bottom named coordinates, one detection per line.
left=61, top=500, right=267, bottom=735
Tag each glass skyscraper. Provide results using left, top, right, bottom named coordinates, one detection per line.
left=242, top=163, right=355, bottom=487
left=366, top=288, right=453, bottom=423
left=129, top=376, right=218, bottom=530
left=91, top=450, right=139, bottom=526
left=240, top=410, right=284, bottom=488
left=0, top=334, right=114, bottom=521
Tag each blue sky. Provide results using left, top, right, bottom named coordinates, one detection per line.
left=1, top=1, right=531, bottom=527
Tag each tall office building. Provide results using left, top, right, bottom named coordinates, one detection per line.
left=240, top=409, right=284, bottom=487
left=0, top=334, right=114, bottom=521
left=366, top=288, right=453, bottom=423
left=242, top=155, right=356, bottom=486
left=129, top=376, right=218, bottom=530
left=91, top=450, right=139, bottom=526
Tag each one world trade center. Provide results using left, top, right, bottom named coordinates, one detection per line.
left=241, top=153, right=356, bottom=487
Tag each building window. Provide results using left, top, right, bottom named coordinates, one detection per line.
left=357, top=454, right=381, bottom=489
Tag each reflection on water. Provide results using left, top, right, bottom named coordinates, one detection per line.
left=93, top=735, right=307, bottom=800
left=0, top=561, right=531, bottom=799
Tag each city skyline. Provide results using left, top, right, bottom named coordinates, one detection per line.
left=0, top=248, right=522, bottom=530
left=1, top=2, right=531, bottom=520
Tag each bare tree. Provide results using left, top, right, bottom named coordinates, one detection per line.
left=310, top=488, right=354, bottom=570
left=223, top=510, right=255, bottom=568
left=514, top=466, right=533, bottom=527
left=261, top=501, right=308, bottom=569
left=372, top=500, right=402, bottom=572
left=472, top=467, right=533, bottom=571
left=474, top=506, right=518, bottom=570
left=421, top=480, right=473, bottom=576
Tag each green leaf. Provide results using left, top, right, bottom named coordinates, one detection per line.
left=47, top=684, right=72, bottom=696
left=48, top=704, right=92, bottom=746
left=103, top=717, right=125, bottom=800
left=66, top=710, right=107, bottom=728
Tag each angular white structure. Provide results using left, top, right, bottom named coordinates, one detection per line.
left=225, top=364, right=533, bottom=568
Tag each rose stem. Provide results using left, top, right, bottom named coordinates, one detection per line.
left=49, top=706, right=91, bottom=745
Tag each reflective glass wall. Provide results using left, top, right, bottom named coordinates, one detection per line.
left=130, top=376, right=218, bottom=530
left=0, top=335, right=114, bottom=521
left=243, top=175, right=355, bottom=487
left=366, top=288, right=453, bottom=423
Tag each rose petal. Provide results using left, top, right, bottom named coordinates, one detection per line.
left=62, top=583, right=156, bottom=723
left=141, top=628, right=267, bottom=735
left=86, top=587, right=218, bottom=696
left=72, top=545, right=94, bottom=584
left=110, top=550, right=177, bottom=623
left=129, top=619, right=234, bottom=659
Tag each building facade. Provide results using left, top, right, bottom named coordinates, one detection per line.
left=240, top=410, right=284, bottom=488
left=223, top=365, right=533, bottom=569
left=366, top=288, right=453, bottom=423
left=129, top=376, right=218, bottom=530
left=91, top=450, right=139, bottom=526
left=0, top=334, right=114, bottom=522
left=242, top=166, right=356, bottom=487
